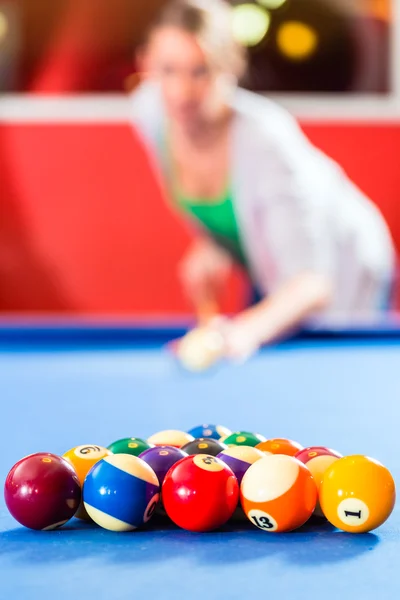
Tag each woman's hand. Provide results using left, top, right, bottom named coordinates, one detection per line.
left=175, top=315, right=260, bottom=372
left=175, top=271, right=332, bottom=371
left=178, top=238, right=233, bottom=324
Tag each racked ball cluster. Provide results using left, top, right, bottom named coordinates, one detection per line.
left=3, top=426, right=396, bottom=535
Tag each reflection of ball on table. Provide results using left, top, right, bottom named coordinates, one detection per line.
left=319, top=455, right=396, bottom=533
left=176, top=328, right=225, bottom=372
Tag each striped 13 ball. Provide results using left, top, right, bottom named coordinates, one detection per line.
left=241, top=454, right=317, bottom=532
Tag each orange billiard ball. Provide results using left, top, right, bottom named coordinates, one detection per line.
left=295, top=446, right=342, bottom=517
left=63, top=444, right=112, bottom=519
left=256, top=438, right=303, bottom=457
left=319, top=455, right=396, bottom=533
left=240, top=454, right=318, bottom=532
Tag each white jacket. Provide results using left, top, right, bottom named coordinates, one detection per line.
left=130, top=81, right=395, bottom=317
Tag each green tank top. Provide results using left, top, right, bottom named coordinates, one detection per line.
left=176, top=188, right=247, bottom=266
left=161, top=131, right=247, bottom=266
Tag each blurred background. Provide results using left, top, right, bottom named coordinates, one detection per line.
left=0, top=0, right=392, bottom=93
left=0, top=0, right=398, bottom=315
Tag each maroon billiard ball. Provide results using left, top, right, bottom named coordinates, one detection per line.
left=162, top=454, right=239, bottom=532
left=4, top=452, right=81, bottom=530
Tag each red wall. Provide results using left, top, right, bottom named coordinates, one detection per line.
left=1, top=121, right=399, bottom=314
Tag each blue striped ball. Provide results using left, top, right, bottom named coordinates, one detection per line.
left=83, top=454, right=160, bottom=531
left=188, top=424, right=232, bottom=441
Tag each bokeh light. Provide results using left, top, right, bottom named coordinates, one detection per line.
left=0, top=11, right=9, bottom=42
left=257, top=0, right=288, bottom=9
left=232, top=4, right=271, bottom=48
left=367, top=0, right=390, bottom=21
left=277, top=20, right=319, bottom=61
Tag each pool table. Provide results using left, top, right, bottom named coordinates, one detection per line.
left=0, top=321, right=399, bottom=599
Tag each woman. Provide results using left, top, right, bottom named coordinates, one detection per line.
left=130, top=0, right=395, bottom=370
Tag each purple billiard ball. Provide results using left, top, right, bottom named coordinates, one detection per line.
left=4, top=453, right=81, bottom=530
left=217, top=446, right=265, bottom=485
left=139, top=446, right=188, bottom=487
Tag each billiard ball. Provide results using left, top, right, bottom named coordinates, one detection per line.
left=240, top=454, right=317, bottom=532
left=63, top=445, right=112, bottom=483
left=217, top=446, right=265, bottom=485
left=181, top=437, right=227, bottom=457
left=63, top=444, right=112, bottom=519
left=176, top=327, right=225, bottom=372
left=188, top=424, right=232, bottom=441
left=83, top=454, right=160, bottom=532
left=4, top=453, right=81, bottom=530
left=162, top=454, right=239, bottom=532
left=222, top=431, right=266, bottom=447
left=217, top=446, right=265, bottom=522
left=108, top=437, right=153, bottom=457
left=257, top=438, right=303, bottom=456
left=139, top=446, right=188, bottom=487
left=147, top=430, right=194, bottom=448
left=319, top=455, right=396, bottom=533
left=139, top=445, right=188, bottom=517
left=295, top=446, right=342, bottom=517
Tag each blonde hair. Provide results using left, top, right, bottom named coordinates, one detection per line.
left=149, top=0, right=248, bottom=80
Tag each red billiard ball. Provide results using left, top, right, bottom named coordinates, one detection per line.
left=162, top=455, right=239, bottom=532
left=4, top=453, right=81, bottom=530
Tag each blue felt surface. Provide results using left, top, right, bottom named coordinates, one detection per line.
left=1, top=336, right=400, bottom=599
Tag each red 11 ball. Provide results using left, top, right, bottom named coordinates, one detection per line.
left=162, top=455, right=239, bottom=532
left=4, top=453, right=81, bottom=530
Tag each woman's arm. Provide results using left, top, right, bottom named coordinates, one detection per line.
left=179, top=237, right=233, bottom=325
left=223, top=271, right=332, bottom=360
left=175, top=271, right=332, bottom=372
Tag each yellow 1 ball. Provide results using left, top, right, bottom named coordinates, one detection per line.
left=319, top=455, right=396, bottom=533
